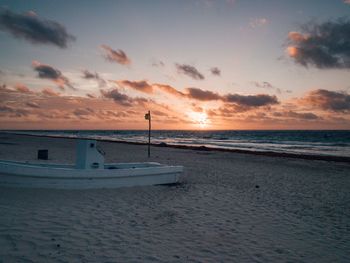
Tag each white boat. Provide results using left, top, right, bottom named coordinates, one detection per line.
left=0, top=139, right=183, bottom=189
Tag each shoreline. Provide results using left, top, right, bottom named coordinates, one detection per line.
left=2, top=131, right=350, bottom=163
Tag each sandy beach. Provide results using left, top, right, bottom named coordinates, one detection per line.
left=0, top=133, right=350, bottom=262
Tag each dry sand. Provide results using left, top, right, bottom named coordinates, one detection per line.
left=0, top=133, right=349, bottom=262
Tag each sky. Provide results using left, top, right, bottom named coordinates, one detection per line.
left=0, top=0, right=349, bottom=130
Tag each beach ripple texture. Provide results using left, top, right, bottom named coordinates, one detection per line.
left=0, top=134, right=349, bottom=262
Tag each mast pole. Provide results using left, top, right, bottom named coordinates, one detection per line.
left=148, top=110, right=151, bottom=158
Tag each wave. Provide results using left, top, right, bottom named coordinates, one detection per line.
left=9, top=130, right=350, bottom=157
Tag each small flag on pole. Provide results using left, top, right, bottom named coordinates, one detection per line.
left=145, top=113, right=150, bottom=120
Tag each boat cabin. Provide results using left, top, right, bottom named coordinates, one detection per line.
left=76, top=140, right=105, bottom=169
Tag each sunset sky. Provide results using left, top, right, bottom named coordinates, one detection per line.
left=0, top=0, right=349, bottom=130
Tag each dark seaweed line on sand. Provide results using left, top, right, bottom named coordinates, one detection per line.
left=3, top=132, right=350, bottom=163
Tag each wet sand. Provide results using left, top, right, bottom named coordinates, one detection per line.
left=0, top=134, right=350, bottom=262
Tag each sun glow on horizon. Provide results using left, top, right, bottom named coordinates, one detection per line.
left=187, top=111, right=210, bottom=129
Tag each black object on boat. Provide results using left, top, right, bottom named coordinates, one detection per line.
left=37, top=149, right=48, bottom=160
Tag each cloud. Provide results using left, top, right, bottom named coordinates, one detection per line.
left=344, top=0, right=350, bottom=4
left=206, top=104, right=323, bottom=123
left=192, top=104, right=203, bottom=113
left=41, top=88, right=60, bottom=97
left=153, top=83, right=185, bottom=97
left=175, top=64, right=205, bottom=80
left=116, top=80, right=154, bottom=94
left=82, top=70, right=96, bottom=79
left=253, top=81, right=273, bottom=89
left=0, top=84, right=10, bottom=93
left=152, top=110, right=168, bottom=117
left=224, top=93, right=279, bottom=107
left=287, top=19, right=350, bottom=69
left=82, top=70, right=106, bottom=87
left=14, top=83, right=31, bottom=93
left=0, top=105, right=14, bottom=113
left=0, top=81, right=185, bottom=128
left=273, top=110, right=320, bottom=120
left=115, top=80, right=219, bottom=101
left=301, top=89, right=350, bottom=112
left=0, top=105, right=29, bottom=117
left=155, top=82, right=278, bottom=109
left=155, top=83, right=219, bottom=101
left=86, top=93, right=96, bottom=99
left=104, top=111, right=127, bottom=118
left=206, top=105, right=243, bottom=117
left=117, top=79, right=279, bottom=110
left=210, top=67, right=221, bottom=76
left=100, top=45, right=131, bottom=65
left=2, top=75, right=348, bottom=129
left=32, top=61, right=75, bottom=90
left=101, top=89, right=134, bottom=106
left=0, top=9, right=75, bottom=48
left=185, top=87, right=221, bottom=101
left=73, top=107, right=94, bottom=118
left=151, top=82, right=220, bottom=101
left=151, top=60, right=165, bottom=67
left=26, top=101, right=40, bottom=108
left=252, top=81, right=282, bottom=94
left=101, top=88, right=151, bottom=109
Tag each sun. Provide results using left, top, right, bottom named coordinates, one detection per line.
left=188, top=111, right=210, bottom=129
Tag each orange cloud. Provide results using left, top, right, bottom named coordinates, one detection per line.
left=41, top=88, right=60, bottom=97
left=14, top=83, right=31, bottom=93
left=153, top=83, right=185, bottom=97
left=0, top=83, right=181, bottom=129
left=288, top=32, right=308, bottom=42
left=287, top=46, right=298, bottom=57
left=0, top=105, right=29, bottom=117
left=116, top=79, right=279, bottom=109
left=116, top=80, right=154, bottom=94
left=1, top=77, right=349, bottom=130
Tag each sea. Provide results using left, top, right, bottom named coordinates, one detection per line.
left=11, top=130, right=350, bottom=157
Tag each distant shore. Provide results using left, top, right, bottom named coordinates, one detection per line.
left=2, top=131, right=350, bottom=163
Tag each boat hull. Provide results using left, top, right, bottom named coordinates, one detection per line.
left=0, top=161, right=183, bottom=189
